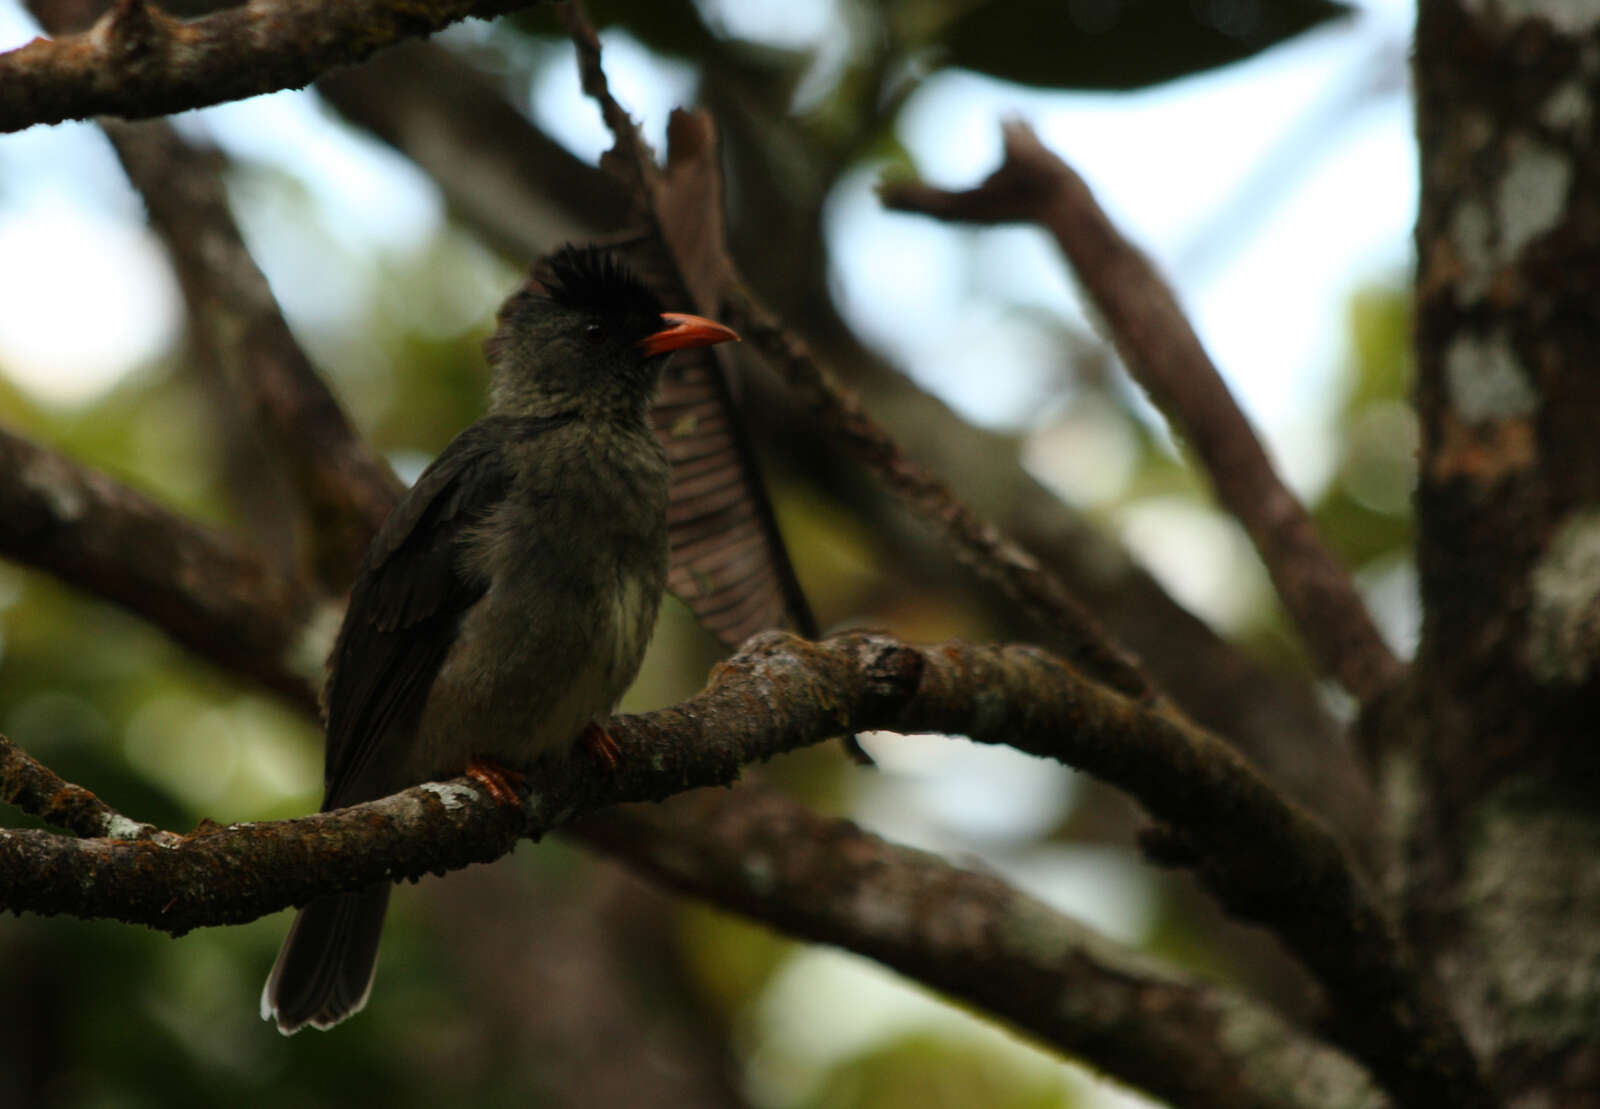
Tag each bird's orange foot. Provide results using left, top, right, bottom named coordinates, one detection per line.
left=465, top=757, right=527, bottom=808
left=581, top=721, right=622, bottom=771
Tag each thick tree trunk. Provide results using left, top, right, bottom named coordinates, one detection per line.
left=1407, top=1, right=1600, bottom=1103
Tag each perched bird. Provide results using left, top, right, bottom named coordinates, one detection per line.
left=261, top=245, right=738, bottom=1034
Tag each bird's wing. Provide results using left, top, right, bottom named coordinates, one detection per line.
left=320, top=413, right=573, bottom=809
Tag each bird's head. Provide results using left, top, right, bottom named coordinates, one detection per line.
left=485, top=244, right=738, bottom=417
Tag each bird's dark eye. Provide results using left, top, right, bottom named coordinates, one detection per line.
left=583, top=322, right=607, bottom=345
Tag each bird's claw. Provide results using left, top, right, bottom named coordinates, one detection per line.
left=465, top=757, right=527, bottom=808
left=581, top=722, right=622, bottom=771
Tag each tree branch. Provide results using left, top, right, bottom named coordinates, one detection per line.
left=3, top=633, right=1120, bottom=931
left=0, top=425, right=323, bottom=711
left=882, top=120, right=1403, bottom=705
left=0, top=0, right=536, bottom=134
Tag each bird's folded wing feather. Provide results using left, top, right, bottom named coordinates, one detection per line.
left=320, top=414, right=573, bottom=808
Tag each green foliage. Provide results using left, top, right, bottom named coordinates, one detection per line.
left=677, top=901, right=794, bottom=1018
left=1313, top=285, right=1415, bottom=569
left=797, top=1032, right=1082, bottom=1109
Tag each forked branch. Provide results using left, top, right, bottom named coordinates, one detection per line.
left=883, top=120, right=1402, bottom=704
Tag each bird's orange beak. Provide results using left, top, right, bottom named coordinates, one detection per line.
left=638, top=313, right=740, bottom=357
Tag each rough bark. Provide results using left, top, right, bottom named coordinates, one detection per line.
left=0, top=0, right=536, bottom=131
left=1405, top=1, right=1600, bottom=1104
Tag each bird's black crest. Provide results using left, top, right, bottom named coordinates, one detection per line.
left=540, top=245, right=663, bottom=322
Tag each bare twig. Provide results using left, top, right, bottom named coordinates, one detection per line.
left=0, top=426, right=323, bottom=710
left=0, top=734, right=176, bottom=844
left=102, top=118, right=403, bottom=588
left=556, top=15, right=875, bottom=763
left=558, top=3, right=653, bottom=193
left=882, top=121, right=1402, bottom=703
left=0, top=0, right=536, bottom=133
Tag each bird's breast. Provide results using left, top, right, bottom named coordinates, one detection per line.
left=410, top=422, right=668, bottom=773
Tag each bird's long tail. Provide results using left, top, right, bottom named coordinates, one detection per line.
left=260, top=883, right=390, bottom=1034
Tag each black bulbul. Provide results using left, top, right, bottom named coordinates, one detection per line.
left=261, top=245, right=738, bottom=1033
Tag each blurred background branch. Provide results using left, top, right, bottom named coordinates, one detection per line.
left=0, top=426, right=324, bottom=709
left=102, top=117, right=403, bottom=588
left=583, top=786, right=1392, bottom=1109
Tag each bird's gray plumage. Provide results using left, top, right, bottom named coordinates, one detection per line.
left=262, top=246, right=726, bottom=1034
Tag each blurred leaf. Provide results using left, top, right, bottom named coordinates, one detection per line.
left=374, top=328, right=490, bottom=455
left=677, top=901, right=792, bottom=1017
left=1314, top=284, right=1414, bottom=569
left=930, top=0, right=1352, bottom=91
left=1344, top=285, right=1412, bottom=412
left=1313, top=483, right=1412, bottom=568
left=801, top=1032, right=1073, bottom=1109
